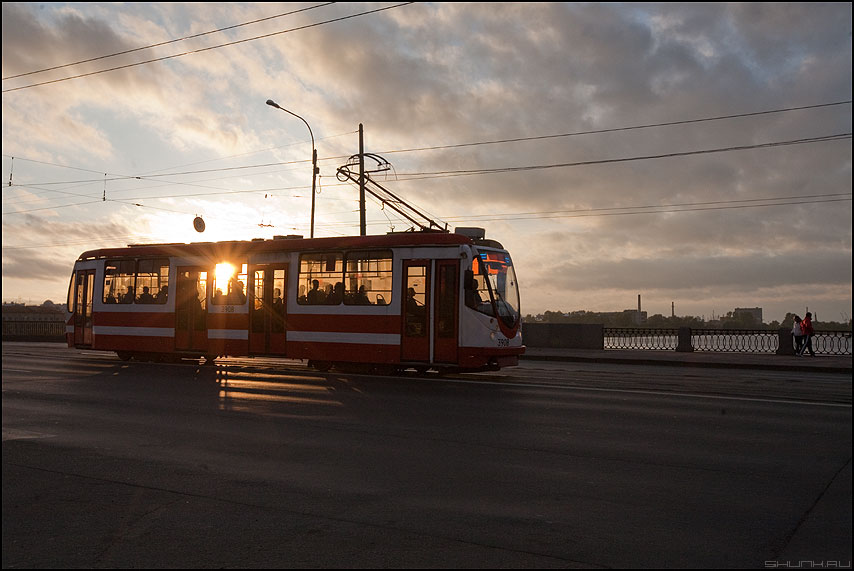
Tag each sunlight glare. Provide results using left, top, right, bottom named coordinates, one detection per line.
left=215, top=263, right=235, bottom=285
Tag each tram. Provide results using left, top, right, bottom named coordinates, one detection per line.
left=64, top=228, right=524, bottom=372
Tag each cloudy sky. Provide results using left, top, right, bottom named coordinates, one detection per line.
left=2, top=2, right=851, bottom=323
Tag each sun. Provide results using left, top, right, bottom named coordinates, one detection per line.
left=214, top=263, right=235, bottom=286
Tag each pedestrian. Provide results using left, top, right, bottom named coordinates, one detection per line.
left=799, top=312, right=815, bottom=356
left=792, top=315, right=804, bottom=355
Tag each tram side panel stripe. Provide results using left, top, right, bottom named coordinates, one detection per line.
left=94, top=312, right=174, bottom=327
left=287, top=331, right=399, bottom=345
left=286, top=313, right=399, bottom=334
left=287, top=341, right=398, bottom=364
left=93, top=326, right=174, bottom=337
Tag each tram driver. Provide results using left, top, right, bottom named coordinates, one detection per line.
left=465, top=279, right=484, bottom=309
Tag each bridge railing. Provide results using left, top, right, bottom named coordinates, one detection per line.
left=604, top=328, right=679, bottom=350
left=5, top=320, right=852, bottom=356
left=603, top=327, right=851, bottom=355
left=2, top=320, right=66, bottom=341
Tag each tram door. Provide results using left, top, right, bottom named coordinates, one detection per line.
left=249, top=265, right=287, bottom=355
left=433, top=260, right=459, bottom=363
left=175, top=267, right=208, bottom=351
left=73, top=269, right=95, bottom=346
left=402, top=261, right=431, bottom=362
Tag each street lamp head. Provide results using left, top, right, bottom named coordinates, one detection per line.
left=266, top=97, right=318, bottom=239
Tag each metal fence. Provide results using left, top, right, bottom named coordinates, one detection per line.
left=691, top=329, right=779, bottom=353
left=3, top=320, right=66, bottom=338
left=604, top=328, right=679, bottom=350
left=604, top=327, right=852, bottom=355
left=4, top=320, right=851, bottom=356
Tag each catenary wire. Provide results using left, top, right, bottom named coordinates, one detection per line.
left=2, top=3, right=414, bottom=93
left=1, top=3, right=335, bottom=80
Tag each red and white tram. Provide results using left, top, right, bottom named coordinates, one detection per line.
left=65, top=228, right=524, bottom=372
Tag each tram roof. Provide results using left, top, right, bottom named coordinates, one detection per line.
left=76, top=231, right=487, bottom=261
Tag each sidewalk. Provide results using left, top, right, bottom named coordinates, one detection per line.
left=521, top=347, right=853, bottom=374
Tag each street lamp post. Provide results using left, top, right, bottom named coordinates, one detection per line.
left=266, top=99, right=318, bottom=238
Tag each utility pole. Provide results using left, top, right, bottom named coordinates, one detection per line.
left=359, top=124, right=366, bottom=236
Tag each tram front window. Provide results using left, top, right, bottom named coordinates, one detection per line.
left=468, top=250, right=521, bottom=328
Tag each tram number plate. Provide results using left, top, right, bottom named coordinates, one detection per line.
left=497, top=338, right=509, bottom=347
left=224, top=305, right=235, bottom=313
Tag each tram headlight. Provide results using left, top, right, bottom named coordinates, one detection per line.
left=490, top=332, right=496, bottom=341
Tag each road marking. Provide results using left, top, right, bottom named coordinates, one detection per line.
left=425, top=377, right=854, bottom=408
left=2, top=429, right=56, bottom=442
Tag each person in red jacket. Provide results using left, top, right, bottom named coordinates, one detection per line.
left=799, top=312, right=815, bottom=356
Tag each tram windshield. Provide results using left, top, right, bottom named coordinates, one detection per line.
left=469, top=249, right=521, bottom=328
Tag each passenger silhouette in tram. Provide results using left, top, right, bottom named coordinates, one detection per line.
left=192, top=288, right=206, bottom=329
left=271, top=288, right=285, bottom=333
left=235, top=281, right=247, bottom=304
left=354, top=285, right=370, bottom=305
left=406, top=287, right=423, bottom=314
left=405, top=287, right=426, bottom=336
left=121, top=286, right=135, bottom=304
left=213, top=289, right=225, bottom=305
left=307, top=280, right=323, bottom=304
left=227, top=279, right=247, bottom=305
left=329, top=282, right=344, bottom=305
left=138, top=286, right=155, bottom=304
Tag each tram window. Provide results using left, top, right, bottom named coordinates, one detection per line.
left=67, top=273, right=76, bottom=311
left=104, top=260, right=136, bottom=304
left=136, top=258, right=169, bottom=304
left=212, top=263, right=247, bottom=305
left=466, top=257, right=492, bottom=314
left=344, top=250, right=392, bottom=305
left=298, top=253, right=343, bottom=305
left=405, top=265, right=428, bottom=337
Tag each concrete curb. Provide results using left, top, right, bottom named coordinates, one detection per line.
left=520, top=350, right=853, bottom=375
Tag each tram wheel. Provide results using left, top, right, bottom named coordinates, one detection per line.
left=336, top=362, right=372, bottom=374
left=372, top=364, right=397, bottom=376
left=309, top=360, right=332, bottom=372
left=116, top=351, right=133, bottom=361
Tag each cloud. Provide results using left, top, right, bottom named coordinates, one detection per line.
left=1, top=3, right=850, bottom=320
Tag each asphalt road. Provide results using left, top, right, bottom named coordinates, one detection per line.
left=3, top=342, right=851, bottom=568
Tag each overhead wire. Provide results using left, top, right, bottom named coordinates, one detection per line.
left=391, top=134, right=852, bottom=179
left=2, top=3, right=415, bottom=93
left=2, top=101, right=851, bottom=235
left=3, top=131, right=851, bottom=215
left=5, top=100, right=850, bottom=191
left=310, top=194, right=853, bottom=230
left=1, top=3, right=336, bottom=80
left=5, top=193, right=849, bottom=251
left=376, top=100, right=853, bottom=155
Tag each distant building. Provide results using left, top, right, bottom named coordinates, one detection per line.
left=733, top=307, right=763, bottom=323
left=622, top=309, right=648, bottom=325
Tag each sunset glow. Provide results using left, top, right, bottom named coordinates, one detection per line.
left=1, top=3, right=850, bottom=322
